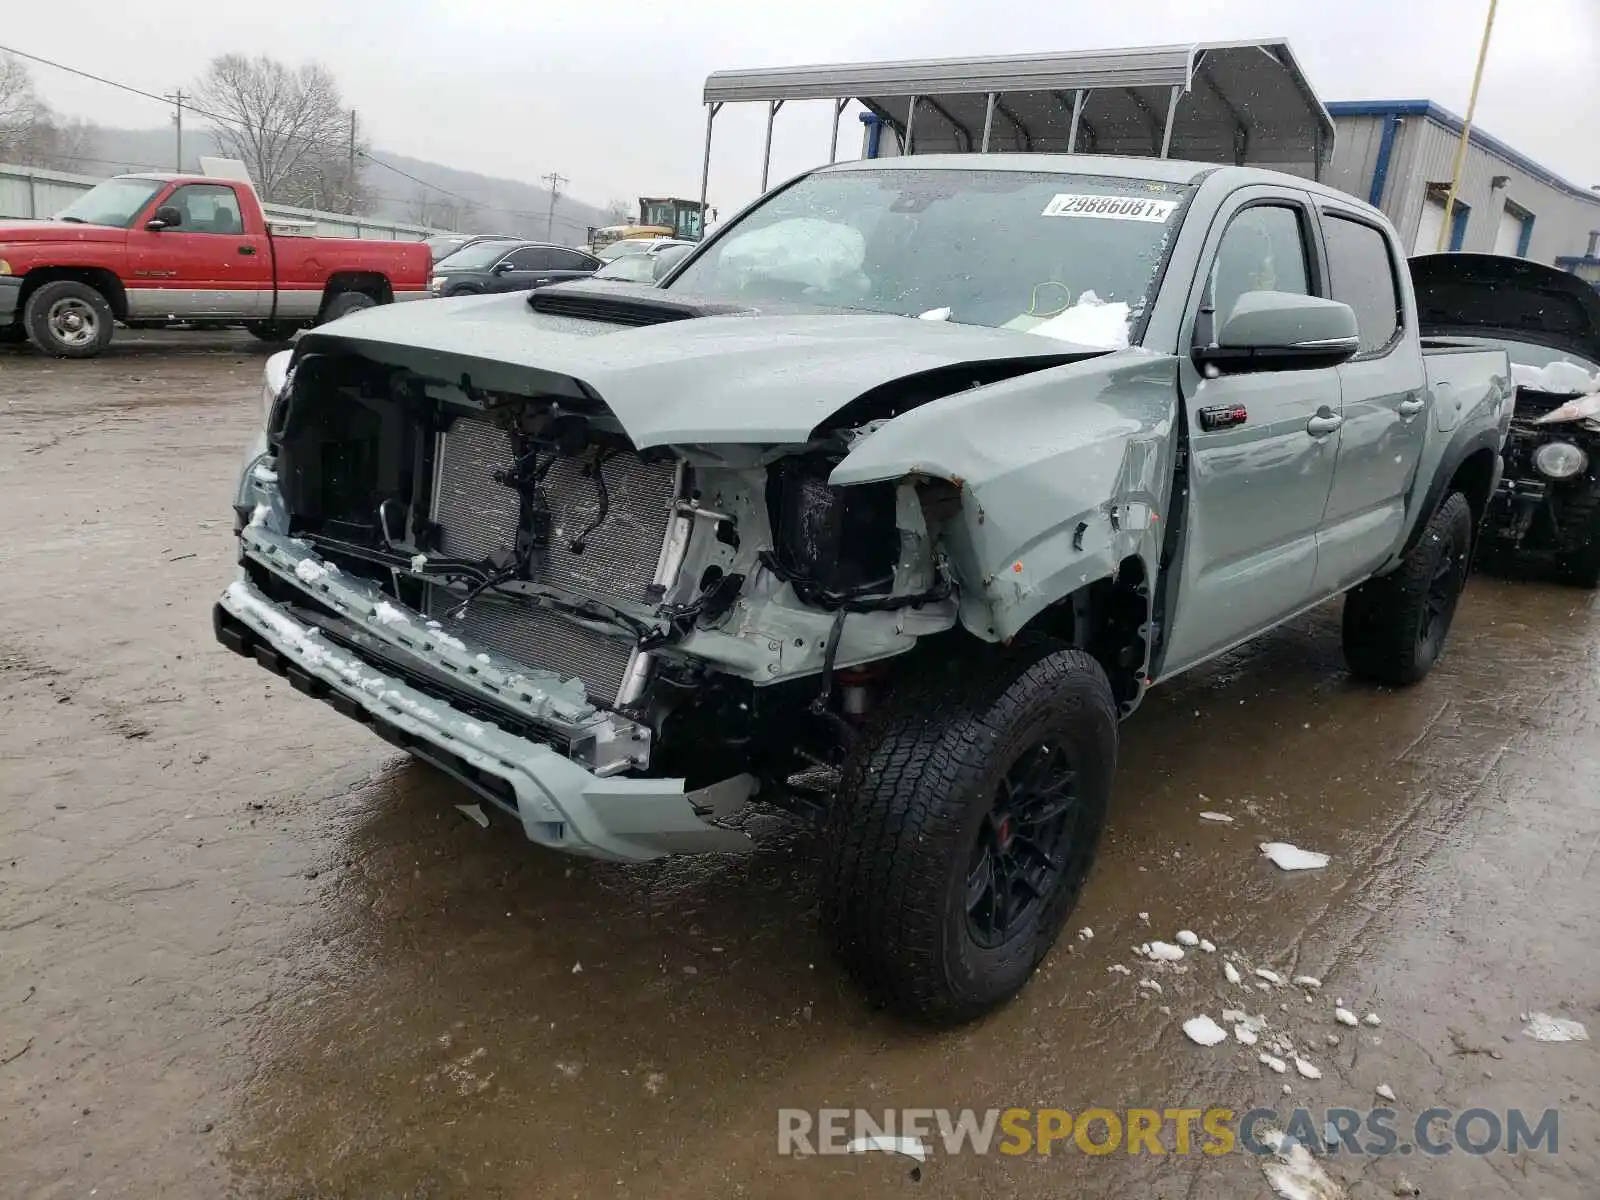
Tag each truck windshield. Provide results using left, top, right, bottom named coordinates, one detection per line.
left=54, top=178, right=165, bottom=228
left=667, top=167, right=1193, bottom=346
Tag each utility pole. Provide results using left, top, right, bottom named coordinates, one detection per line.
left=1438, top=0, right=1498, bottom=251
left=347, top=109, right=358, bottom=215
left=168, top=88, right=185, bottom=171
left=541, top=171, right=568, bottom=241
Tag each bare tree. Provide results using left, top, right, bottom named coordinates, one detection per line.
left=192, top=54, right=367, bottom=208
left=603, top=198, right=634, bottom=226
left=0, top=54, right=96, bottom=172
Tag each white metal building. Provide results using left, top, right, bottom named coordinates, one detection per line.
left=1325, top=100, right=1600, bottom=272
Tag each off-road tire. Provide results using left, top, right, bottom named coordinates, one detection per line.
left=23, top=280, right=115, bottom=358
left=320, top=291, right=377, bottom=324
left=1343, top=491, right=1473, bottom=686
left=244, top=320, right=299, bottom=343
left=821, top=640, right=1117, bottom=1025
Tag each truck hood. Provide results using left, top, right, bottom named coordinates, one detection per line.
left=1411, top=253, right=1600, bottom=365
left=0, top=220, right=127, bottom=244
left=294, top=287, right=1105, bottom=448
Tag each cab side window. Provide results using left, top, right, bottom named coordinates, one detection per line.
left=165, top=185, right=244, bottom=235
left=1207, top=205, right=1312, bottom=330
left=1322, top=215, right=1402, bottom=355
left=504, top=247, right=555, bottom=270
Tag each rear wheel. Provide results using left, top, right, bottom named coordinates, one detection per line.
left=23, top=280, right=115, bottom=358
left=1554, top=489, right=1600, bottom=588
left=244, top=320, right=299, bottom=343
left=320, top=291, right=377, bottom=324
left=821, top=640, right=1117, bottom=1025
left=1343, top=491, right=1473, bottom=685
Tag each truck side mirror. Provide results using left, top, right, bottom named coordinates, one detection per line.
left=1196, top=291, right=1360, bottom=373
left=146, top=205, right=184, bottom=231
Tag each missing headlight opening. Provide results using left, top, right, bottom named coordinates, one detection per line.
left=257, top=351, right=970, bottom=801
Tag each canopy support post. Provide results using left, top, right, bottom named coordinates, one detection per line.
left=698, top=102, right=721, bottom=231
left=904, top=94, right=919, bottom=154
left=760, top=99, right=784, bottom=192
left=1067, top=88, right=1086, bottom=153
left=829, top=98, right=848, bottom=163
left=1160, top=84, right=1182, bottom=158
left=981, top=92, right=996, bottom=152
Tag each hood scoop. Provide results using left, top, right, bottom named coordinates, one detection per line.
left=528, top=281, right=756, bottom=327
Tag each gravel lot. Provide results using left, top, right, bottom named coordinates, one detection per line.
left=2, top=331, right=1597, bottom=1198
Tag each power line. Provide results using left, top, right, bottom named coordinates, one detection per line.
left=0, top=41, right=596, bottom=229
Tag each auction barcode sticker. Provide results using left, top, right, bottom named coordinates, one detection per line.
left=1041, top=193, right=1180, bottom=222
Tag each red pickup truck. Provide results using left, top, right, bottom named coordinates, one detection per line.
left=0, top=173, right=430, bottom=357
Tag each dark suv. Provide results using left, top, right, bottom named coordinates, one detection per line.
left=428, top=241, right=600, bottom=298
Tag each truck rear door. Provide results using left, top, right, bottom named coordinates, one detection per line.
left=1309, top=203, right=1428, bottom=593
left=125, top=182, right=272, bottom=319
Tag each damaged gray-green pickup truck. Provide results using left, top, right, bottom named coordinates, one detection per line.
left=216, top=155, right=1515, bottom=1024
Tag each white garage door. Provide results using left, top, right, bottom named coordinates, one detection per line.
left=1415, top=200, right=1447, bottom=255
left=1494, top=207, right=1526, bottom=256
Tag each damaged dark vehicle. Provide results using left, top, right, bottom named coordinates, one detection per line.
left=1413, top=253, right=1600, bottom=586
left=217, top=157, right=1512, bottom=1023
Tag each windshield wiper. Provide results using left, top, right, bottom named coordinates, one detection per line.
left=57, top=216, right=86, bottom=224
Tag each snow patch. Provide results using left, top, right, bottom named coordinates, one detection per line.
left=1224, top=962, right=1243, bottom=986
left=1182, top=1015, right=1228, bottom=1046
left=1362, top=1013, right=1381, bottom=1028
left=410, top=553, right=429, bottom=572
left=1107, top=964, right=1132, bottom=976
left=1176, top=930, right=1199, bottom=947
left=373, top=602, right=408, bottom=626
left=1234, top=1024, right=1259, bottom=1046
left=1376, top=1084, right=1396, bottom=1102
left=1199, top=811, right=1235, bottom=823
left=1024, top=290, right=1132, bottom=350
left=1512, top=359, right=1600, bottom=396
left=461, top=722, right=485, bottom=740
left=917, top=306, right=952, bottom=321
left=1259, top=1053, right=1288, bottom=1074
left=1255, top=968, right=1283, bottom=985
left=1293, top=976, right=1322, bottom=990
left=1522, top=1013, right=1589, bottom=1042
left=1147, top=941, right=1185, bottom=962
left=294, top=559, right=328, bottom=584
left=846, top=1135, right=928, bottom=1163
left=1261, top=842, right=1330, bottom=871
left=1334, top=1007, right=1359, bottom=1027
left=1199, top=939, right=1216, bottom=953
left=1262, top=1135, right=1345, bottom=1199
left=1077, top=926, right=1094, bottom=941
left=1293, top=1056, right=1322, bottom=1080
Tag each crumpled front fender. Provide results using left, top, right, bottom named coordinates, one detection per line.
left=830, top=350, right=1180, bottom=641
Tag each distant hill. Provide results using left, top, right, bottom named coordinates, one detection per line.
left=70, top=126, right=610, bottom=245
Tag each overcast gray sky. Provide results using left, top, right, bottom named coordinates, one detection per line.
left=5, top=0, right=1596, bottom=214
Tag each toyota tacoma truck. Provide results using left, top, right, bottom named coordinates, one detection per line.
left=214, top=156, right=1513, bottom=1023
left=1412, top=253, right=1600, bottom=586
left=0, top=173, right=430, bottom=357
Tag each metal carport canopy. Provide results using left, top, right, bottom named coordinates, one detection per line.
left=697, top=40, right=1334, bottom=209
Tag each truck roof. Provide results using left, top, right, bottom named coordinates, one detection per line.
left=817, top=153, right=1385, bottom=216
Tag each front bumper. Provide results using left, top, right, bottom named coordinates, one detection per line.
left=0, top=276, right=21, bottom=324
left=215, top=532, right=755, bottom=862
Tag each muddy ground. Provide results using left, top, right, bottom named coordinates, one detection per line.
left=2, top=332, right=1597, bottom=1199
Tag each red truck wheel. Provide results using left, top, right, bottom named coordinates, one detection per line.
left=24, top=281, right=115, bottom=358
left=321, top=291, right=377, bottom=323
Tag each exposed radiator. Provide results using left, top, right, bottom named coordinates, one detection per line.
left=428, top=416, right=681, bottom=703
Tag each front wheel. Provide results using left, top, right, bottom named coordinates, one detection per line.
left=1343, top=491, right=1473, bottom=686
left=821, top=641, right=1117, bottom=1025
left=23, top=280, right=115, bottom=358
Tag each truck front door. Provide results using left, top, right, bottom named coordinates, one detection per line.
left=1159, top=190, right=1343, bottom=674
left=1309, top=206, right=1428, bottom=593
left=126, top=183, right=271, bottom=319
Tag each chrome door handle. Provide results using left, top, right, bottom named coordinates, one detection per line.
left=1398, top=397, right=1426, bottom=417
left=1306, top=411, right=1344, bottom=437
